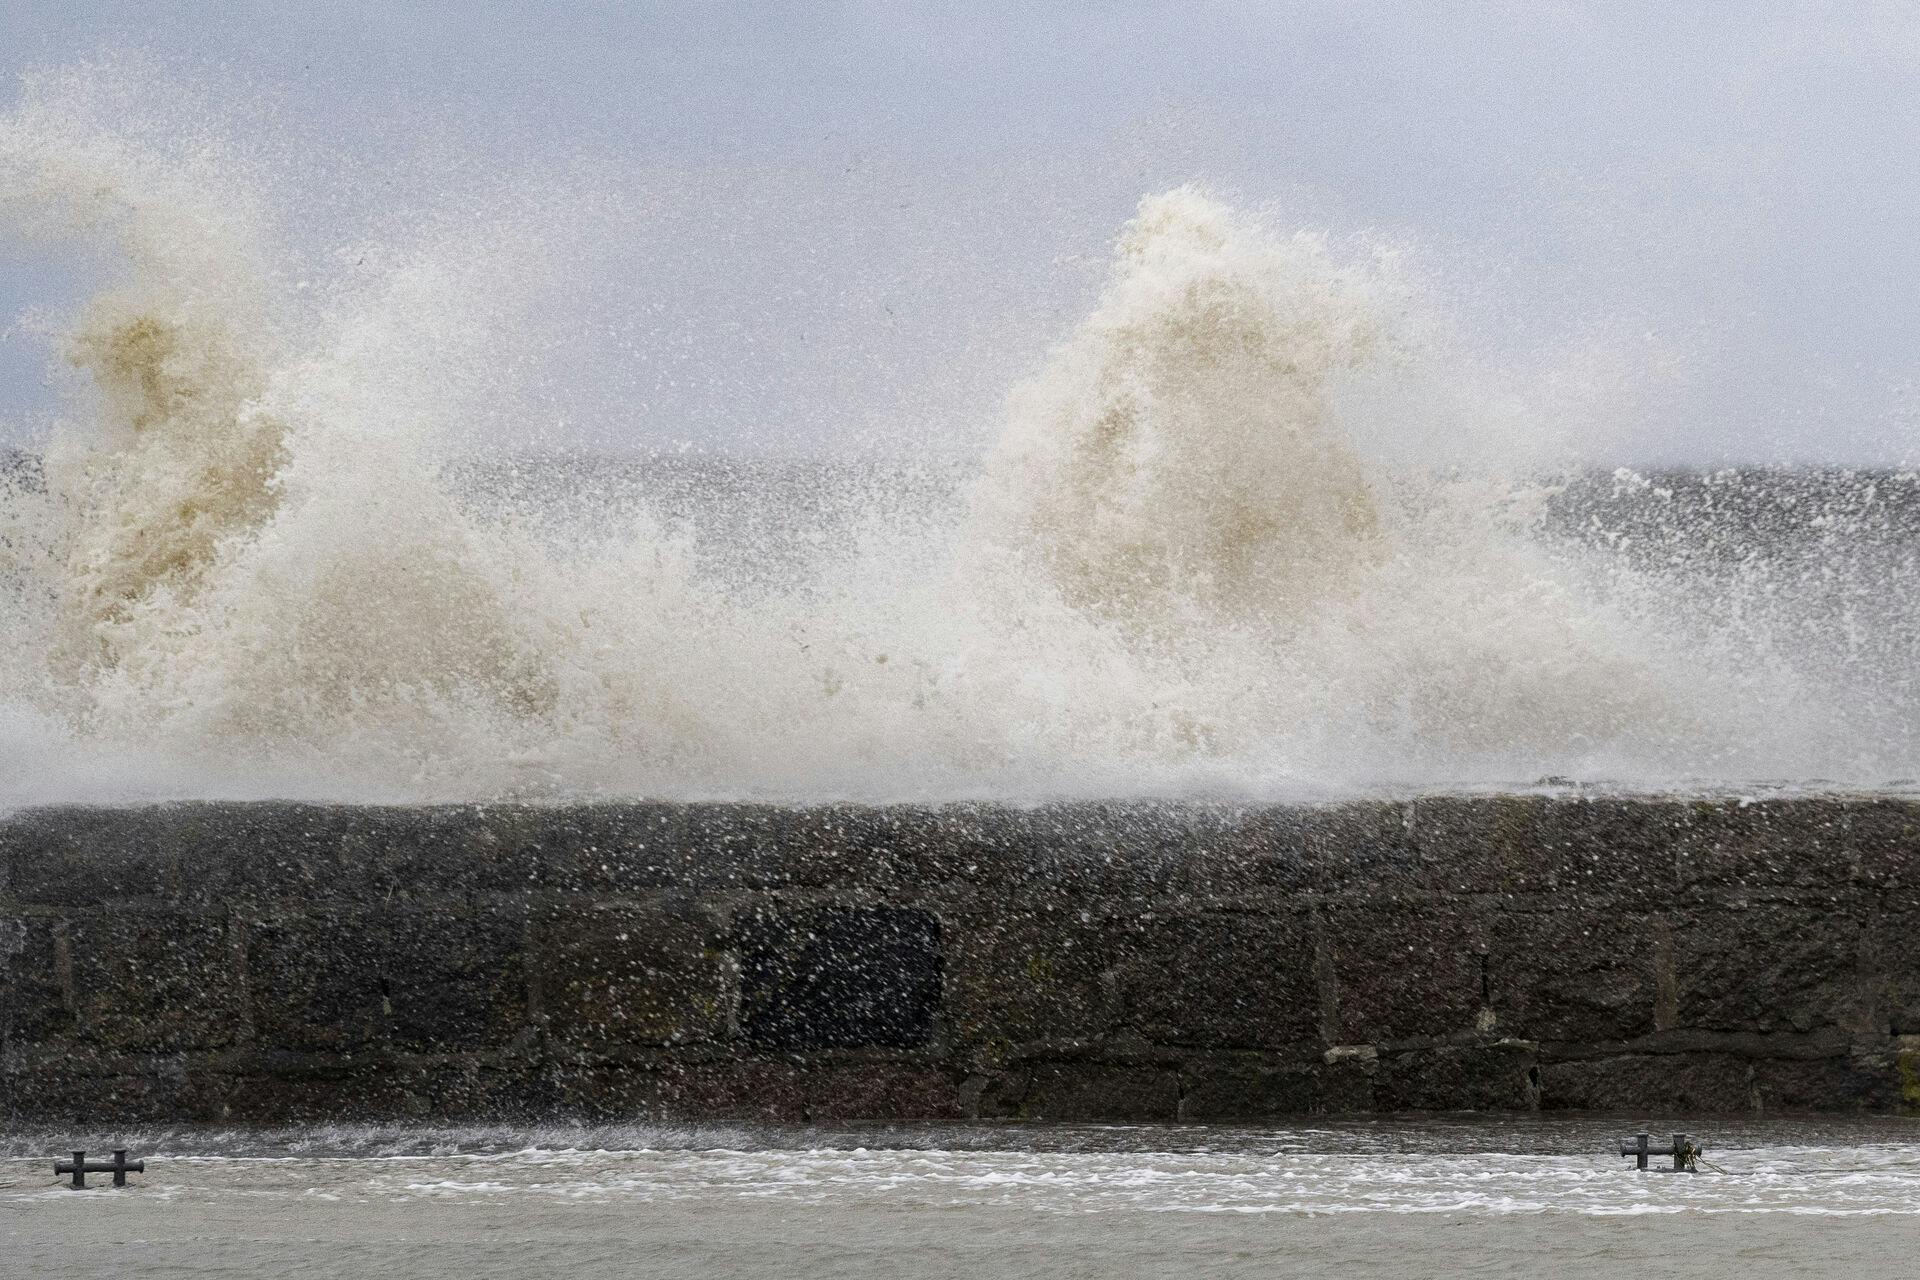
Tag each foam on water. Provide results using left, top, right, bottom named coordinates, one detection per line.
left=1, top=67, right=1916, bottom=803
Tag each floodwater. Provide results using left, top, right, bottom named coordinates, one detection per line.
left=5, top=1119, right=1918, bottom=1277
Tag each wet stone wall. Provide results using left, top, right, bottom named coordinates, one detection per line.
left=2, top=798, right=1918, bottom=1123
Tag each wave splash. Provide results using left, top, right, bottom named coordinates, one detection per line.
left=0, top=75, right=1911, bottom=802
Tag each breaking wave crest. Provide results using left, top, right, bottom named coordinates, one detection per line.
left=1, top=71, right=1914, bottom=802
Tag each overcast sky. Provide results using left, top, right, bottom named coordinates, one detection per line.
left=1, top=1, right=1917, bottom=465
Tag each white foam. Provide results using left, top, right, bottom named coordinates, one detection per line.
left=1, top=67, right=1915, bottom=803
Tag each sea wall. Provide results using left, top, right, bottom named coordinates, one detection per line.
left=2, top=798, right=1917, bottom=1123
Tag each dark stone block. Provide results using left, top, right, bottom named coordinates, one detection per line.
left=217, top=1057, right=552, bottom=1123
left=669, top=804, right=910, bottom=892
left=539, top=905, right=729, bottom=1049
left=1374, top=1043, right=1539, bottom=1111
left=1749, top=1053, right=1905, bottom=1112
left=981, top=1061, right=1180, bottom=1121
left=1112, top=912, right=1318, bottom=1049
left=1674, top=904, right=1869, bottom=1034
left=1486, top=908, right=1657, bottom=1043
left=1316, top=1050, right=1380, bottom=1113
left=1869, top=913, right=1920, bottom=1036
left=1412, top=795, right=1691, bottom=899
left=530, top=803, right=708, bottom=894
left=642, top=1059, right=967, bottom=1122
left=170, top=803, right=543, bottom=905
left=545, top=1062, right=673, bottom=1117
left=1537, top=1053, right=1756, bottom=1111
left=0, top=916, right=71, bottom=1046
left=1179, top=1054, right=1318, bottom=1118
left=1850, top=800, right=1920, bottom=907
left=2, top=806, right=173, bottom=905
left=1326, top=906, right=1485, bottom=1043
left=945, top=908, right=1135, bottom=1058
left=737, top=906, right=941, bottom=1050
left=67, top=911, right=244, bottom=1052
left=913, top=803, right=1222, bottom=900
left=0, top=1055, right=233, bottom=1123
left=248, top=904, right=527, bottom=1052
left=1166, top=802, right=1417, bottom=900
left=1672, top=798, right=1855, bottom=893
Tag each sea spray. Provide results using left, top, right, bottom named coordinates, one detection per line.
left=0, top=72, right=1915, bottom=801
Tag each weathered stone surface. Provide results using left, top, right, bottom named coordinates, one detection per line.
left=898, top=802, right=1213, bottom=901
left=1374, top=1043, right=1539, bottom=1112
left=650, top=1058, right=968, bottom=1122
left=1, top=799, right=1911, bottom=1121
left=1485, top=908, right=1657, bottom=1043
left=535, top=803, right=717, bottom=894
left=1849, top=800, right=1920, bottom=908
left=1748, top=1052, right=1908, bottom=1113
left=1411, top=795, right=1690, bottom=899
left=1325, top=905, right=1485, bottom=1043
left=538, top=904, right=729, bottom=1049
left=1671, top=798, right=1856, bottom=893
left=1178, top=1053, right=1318, bottom=1119
left=945, top=909, right=1133, bottom=1058
left=0, top=916, right=71, bottom=1045
left=1166, top=802, right=1416, bottom=900
left=1537, top=1053, right=1757, bottom=1112
left=1673, top=904, right=1869, bottom=1034
left=65, top=911, right=245, bottom=1052
left=170, top=803, right=542, bottom=905
left=1867, top=914, right=1920, bottom=1036
left=247, top=904, right=526, bottom=1052
left=1111, top=912, right=1317, bottom=1048
left=0, top=1053, right=234, bottom=1122
left=3, top=806, right=174, bottom=905
left=981, top=1061, right=1181, bottom=1121
left=736, top=905, right=941, bottom=1050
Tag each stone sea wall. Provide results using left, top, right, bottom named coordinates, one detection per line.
left=2, top=798, right=1917, bottom=1123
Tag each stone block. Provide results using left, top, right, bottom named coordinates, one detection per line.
left=980, top=1061, right=1180, bottom=1121
left=1849, top=800, right=1920, bottom=907
left=535, top=803, right=727, bottom=894
left=0, top=916, right=72, bottom=1046
left=1166, top=801, right=1417, bottom=901
left=1486, top=907, right=1657, bottom=1043
left=901, top=803, right=1226, bottom=901
left=171, top=802, right=542, bottom=905
left=1326, top=905, right=1485, bottom=1043
left=1868, top=913, right=1920, bottom=1036
left=0, top=1054, right=232, bottom=1123
left=539, top=904, right=729, bottom=1049
left=671, top=804, right=910, bottom=891
left=1412, top=795, right=1691, bottom=899
left=67, top=910, right=245, bottom=1052
left=1536, top=1053, right=1756, bottom=1112
left=1672, top=797, right=1855, bottom=893
left=216, top=1056, right=551, bottom=1123
left=641, top=1058, right=967, bottom=1122
left=1112, top=911, right=1318, bottom=1049
left=1374, top=1043, right=1539, bottom=1112
left=1316, top=1049, right=1380, bottom=1113
left=945, top=908, right=1136, bottom=1057
left=3, top=806, right=173, bottom=905
left=248, top=903, right=527, bottom=1052
left=736, top=905, right=941, bottom=1050
left=1673, top=904, right=1869, bottom=1034
left=1749, top=1053, right=1905, bottom=1113
left=1179, top=1053, right=1318, bottom=1118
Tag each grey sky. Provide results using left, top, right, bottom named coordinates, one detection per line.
left=1, top=1, right=1917, bottom=464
